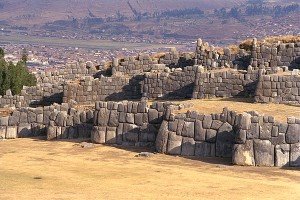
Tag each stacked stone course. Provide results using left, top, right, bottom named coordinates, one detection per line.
left=255, top=71, right=300, bottom=104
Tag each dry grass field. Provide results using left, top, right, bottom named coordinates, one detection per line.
left=0, top=138, right=299, bottom=200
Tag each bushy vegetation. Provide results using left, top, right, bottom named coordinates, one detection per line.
left=0, top=47, right=36, bottom=95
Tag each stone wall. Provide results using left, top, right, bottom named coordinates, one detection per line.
left=156, top=107, right=300, bottom=167
left=194, top=39, right=250, bottom=70
left=232, top=111, right=300, bottom=167
left=155, top=108, right=235, bottom=158
left=255, top=71, right=300, bottom=104
left=192, top=68, right=261, bottom=99
left=91, top=101, right=172, bottom=146
left=250, top=40, right=300, bottom=69
left=141, top=65, right=199, bottom=99
left=63, top=75, right=143, bottom=104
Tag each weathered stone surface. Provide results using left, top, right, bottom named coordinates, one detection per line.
left=8, top=116, right=19, bottom=126
left=167, top=132, right=182, bottom=155
left=216, top=122, right=234, bottom=157
left=155, top=121, right=169, bottom=153
left=98, top=108, right=109, bottom=126
left=91, top=126, right=106, bottom=143
left=290, top=143, right=300, bottom=167
left=116, top=123, right=124, bottom=145
left=47, top=125, right=56, bottom=140
left=126, top=113, right=135, bottom=124
left=68, top=126, right=77, bottom=139
left=211, top=120, right=223, bottom=130
left=55, top=112, right=67, bottom=127
left=106, top=127, right=117, bottom=144
left=235, top=129, right=246, bottom=144
left=202, top=115, right=212, bottom=129
left=286, top=124, right=300, bottom=144
left=168, top=120, right=178, bottom=132
left=148, top=109, right=159, bottom=123
left=123, top=123, right=139, bottom=143
left=259, top=123, right=272, bottom=140
left=195, top=142, right=214, bottom=157
left=181, top=121, right=194, bottom=138
left=181, top=137, right=195, bottom=156
left=253, top=140, right=274, bottom=167
left=238, top=113, right=252, bottom=130
left=0, top=117, right=9, bottom=126
left=247, top=123, right=259, bottom=139
left=176, top=119, right=184, bottom=135
left=275, top=144, right=290, bottom=167
left=108, top=110, right=119, bottom=127
left=0, top=126, right=6, bottom=139
left=28, top=112, right=36, bottom=123
left=206, top=129, right=217, bottom=143
left=232, top=140, right=255, bottom=166
left=134, top=113, right=143, bottom=126
left=195, top=120, right=206, bottom=141
left=18, top=124, right=32, bottom=138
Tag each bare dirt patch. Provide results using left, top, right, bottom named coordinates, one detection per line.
left=0, top=138, right=299, bottom=200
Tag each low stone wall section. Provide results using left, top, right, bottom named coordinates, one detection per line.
left=192, top=68, right=261, bottom=99
left=63, top=75, right=143, bottom=104
left=90, top=101, right=170, bottom=146
left=156, top=108, right=300, bottom=167
left=141, top=65, right=199, bottom=99
left=255, top=72, right=300, bottom=104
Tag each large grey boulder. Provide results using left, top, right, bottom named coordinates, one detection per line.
left=253, top=140, right=274, bottom=167
left=275, top=144, right=290, bottom=167
left=6, top=126, right=17, bottom=139
left=181, top=121, right=194, bottom=138
left=106, top=127, right=117, bottom=144
left=123, top=123, right=139, bottom=143
left=47, top=125, right=56, bottom=140
left=216, top=122, right=234, bottom=158
left=0, top=117, right=9, bottom=126
left=195, top=120, right=205, bottom=141
left=17, top=124, right=32, bottom=138
left=167, top=132, right=182, bottom=155
left=232, top=140, right=255, bottom=166
left=155, top=121, right=169, bottom=153
left=0, top=126, right=6, bottom=139
left=286, top=124, right=300, bottom=144
left=290, top=143, right=300, bottom=167
left=91, top=126, right=106, bottom=143
left=202, top=115, right=212, bottom=129
left=181, top=137, right=195, bottom=156
left=195, top=142, right=215, bottom=157
left=108, top=110, right=119, bottom=127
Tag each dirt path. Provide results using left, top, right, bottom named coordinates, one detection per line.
left=0, top=138, right=299, bottom=200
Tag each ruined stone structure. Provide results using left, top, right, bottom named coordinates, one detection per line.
left=1, top=38, right=299, bottom=167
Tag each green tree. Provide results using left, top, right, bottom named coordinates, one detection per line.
left=21, top=48, right=28, bottom=63
left=0, top=47, right=4, bottom=59
left=0, top=49, right=36, bottom=95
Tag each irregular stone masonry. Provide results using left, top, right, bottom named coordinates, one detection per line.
left=155, top=107, right=300, bottom=167
left=0, top=103, right=91, bottom=139
left=0, top=60, right=101, bottom=108
left=250, top=39, right=300, bottom=69
left=142, top=65, right=199, bottom=99
left=194, top=38, right=250, bottom=70
left=192, top=67, right=262, bottom=99
left=90, top=101, right=171, bottom=146
left=255, top=71, right=300, bottom=104
left=232, top=111, right=300, bottom=167
left=63, top=75, right=143, bottom=104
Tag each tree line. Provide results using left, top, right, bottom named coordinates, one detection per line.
left=0, top=47, right=36, bottom=96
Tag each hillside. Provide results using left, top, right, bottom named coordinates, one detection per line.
left=0, top=0, right=247, bottom=25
